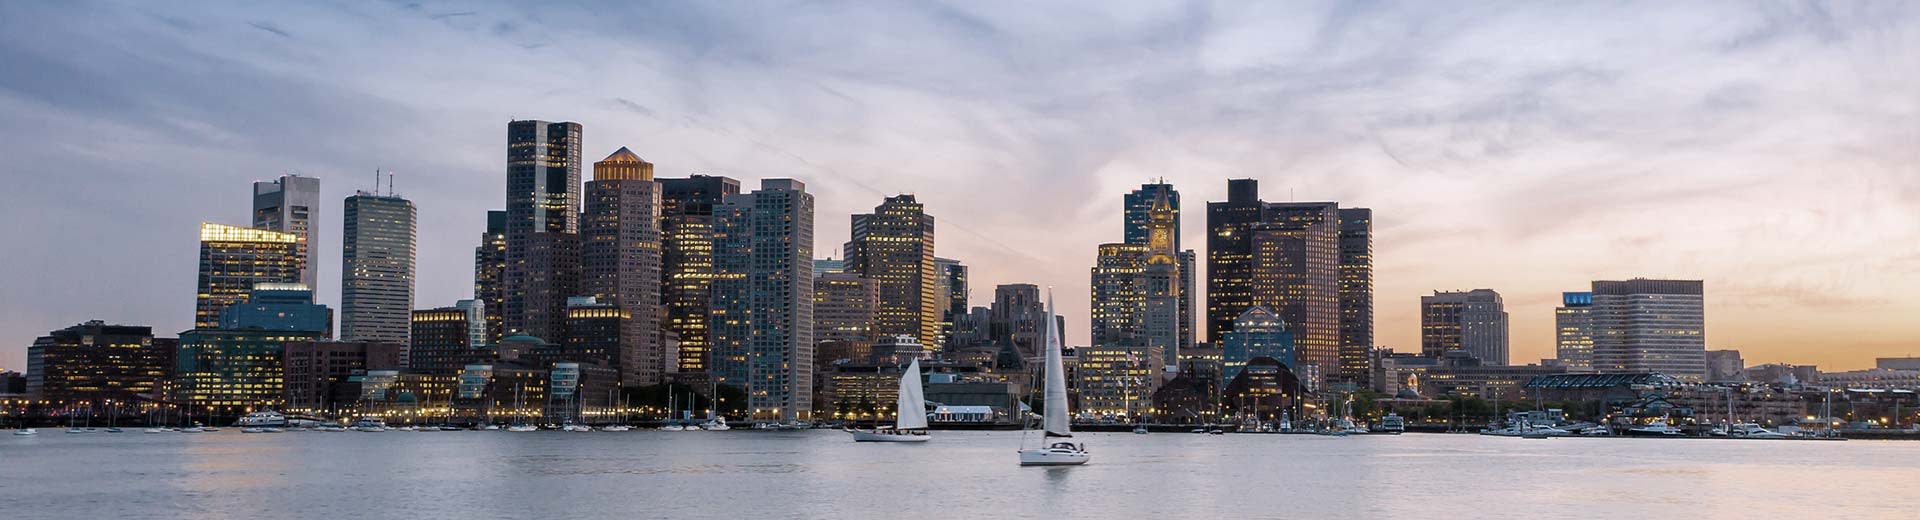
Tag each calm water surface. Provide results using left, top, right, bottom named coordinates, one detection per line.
left=2, top=429, right=1916, bottom=519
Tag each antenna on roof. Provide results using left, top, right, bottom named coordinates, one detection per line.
left=388, top=171, right=395, bottom=196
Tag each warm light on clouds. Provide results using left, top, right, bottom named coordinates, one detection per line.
left=0, top=1, right=1915, bottom=370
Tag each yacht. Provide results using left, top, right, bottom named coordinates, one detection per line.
left=1376, top=413, right=1406, bottom=434
left=349, top=418, right=388, bottom=432
left=1728, top=423, right=1790, bottom=439
left=658, top=423, right=686, bottom=432
left=1625, top=420, right=1684, bottom=437
left=700, top=417, right=731, bottom=431
left=1017, top=291, right=1089, bottom=467
left=236, top=411, right=289, bottom=428
left=12, top=428, right=36, bottom=436
left=848, top=358, right=932, bottom=443
left=506, top=424, right=540, bottom=432
left=562, top=424, right=594, bottom=432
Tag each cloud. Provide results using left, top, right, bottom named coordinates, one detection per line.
left=0, top=1, right=1916, bottom=370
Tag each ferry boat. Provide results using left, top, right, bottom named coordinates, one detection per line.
left=1377, top=413, right=1406, bottom=434
left=236, top=411, right=288, bottom=428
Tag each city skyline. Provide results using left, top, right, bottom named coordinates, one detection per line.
left=3, top=3, right=1919, bottom=371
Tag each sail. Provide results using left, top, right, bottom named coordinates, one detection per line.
left=896, top=358, right=928, bottom=430
left=1042, top=291, right=1072, bottom=438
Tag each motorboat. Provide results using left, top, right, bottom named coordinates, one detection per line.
left=507, top=424, right=539, bottom=432
left=349, top=418, right=388, bottom=432
left=1133, top=425, right=1149, bottom=435
left=241, top=427, right=266, bottom=434
left=849, top=358, right=932, bottom=443
left=659, top=423, right=686, bottom=432
left=1728, top=423, right=1790, bottom=439
left=562, top=424, right=593, bottom=432
left=144, top=428, right=165, bottom=434
left=600, top=425, right=632, bottom=432
left=700, top=417, right=731, bottom=431
left=1017, top=291, right=1089, bottom=467
left=1625, top=420, right=1685, bottom=437
left=12, top=428, right=36, bottom=436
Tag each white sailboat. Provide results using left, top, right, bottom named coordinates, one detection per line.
left=848, top=358, right=931, bottom=442
left=1018, top=291, right=1089, bottom=466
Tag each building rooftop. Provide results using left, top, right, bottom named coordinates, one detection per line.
left=1523, top=372, right=1682, bottom=389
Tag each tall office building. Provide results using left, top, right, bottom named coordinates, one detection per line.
left=1590, top=279, right=1706, bottom=380
left=1252, top=202, right=1341, bottom=383
left=177, top=285, right=331, bottom=410
left=474, top=210, right=507, bottom=345
left=504, top=120, right=583, bottom=342
left=252, top=174, right=320, bottom=288
left=1336, top=208, right=1374, bottom=387
left=580, top=147, right=666, bottom=386
left=1420, top=289, right=1510, bottom=365
left=26, top=321, right=173, bottom=405
left=1554, top=291, right=1595, bottom=370
left=1206, top=179, right=1265, bottom=344
left=935, top=258, right=967, bottom=350
left=1090, top=243, right=1148, bottom=348
left=411, top=301, right=485, bottom=373
left=659, top=175, right=741, bottom=375
left=340, top=192, right=416, bottom=343
left=844, top=195, right=938, bottom=348
left=814, top=272, right=878, bottom=343
left=990, top=283, right=1046, bottom=367
left=710, top=179, right=815, bottom=421
left=195, top=223, right=303, bottom=329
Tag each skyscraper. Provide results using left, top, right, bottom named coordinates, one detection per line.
left=177, top=285, right=331, bottom=411
left=814, top=272, right=878, bottom=343
left=990, top=283, right=1046, bottom=367
left=340, top=191, right=416, bottom=344
left=1124, top=182, right=1181, bottom=250
left=504, top=120, right=582, bottom=342
left=580, top=147, right=666, bottom=386
left=252, top=174, right=320, bottom=288
left=1252, top=202, right=1341, bottom=384
left=1206, top=179, right=1265, bottom=344
left=844, top=195, right=938, bottom=348
left=1336, top=208, right=1374, bottom=387
left=1590, top=279, right=1706, bottom=380
left=935, top=257, right=967, bottom=350
left=1420, top=289, right=1510, bottom=365
left=26, top=321, right=173, bottom=406
left=710, top=179, right=815, bottom=422
left=1555, top=291, right=1595, bottom=370
left=474, top=210, right=507, bottom=346
left=1090, top=243, right=1148, bottom=348
left=195, top=222, right=303, bottom=329
left=659, top=175, right=741, bottom=376
left=1103, top=184, right=1194, bottom=364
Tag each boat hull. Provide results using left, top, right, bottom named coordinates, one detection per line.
left=848, top=429, right=931, bottom=442
left=1018, top=448, right=1090, bottom=466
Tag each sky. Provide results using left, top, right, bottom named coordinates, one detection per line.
left=1, top=1, right=1917, bottom=372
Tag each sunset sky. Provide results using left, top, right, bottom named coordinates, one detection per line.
left=2, top=1, right=1916, bottom=371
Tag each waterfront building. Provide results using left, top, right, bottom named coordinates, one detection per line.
left=281, top=340, right=405, bottom=413
left=562, top=296, right=626, bottom=370
left=814, top=272, right=878, bottom=343
left=1816, top=368, right=1920, bottom=390
left=1220, top=306, right=1295, bottom=385
left=989, top=284, right=1046, bottom=368
left=1252, top=202, right=1341, bottom=381
left=710, top=179, right=815, bottom=422
left=1555, top=291, right=1595, bottom=370
left=195, top=223, right=303, bottom=329
left=1421, top=289, right=1510, bottom=365
left=504, top=120, right=583, bottom=342
left=1746, top=363, right=1820, bottom=386
left=1206, top=179, right=1264, bottom=344
left=411, top=302, right=485, bottom=373
left=252, top=174, right=320, bottom=288
left=844, top=195, right=939, bottom=348
left=935, top=257, right=967, bottom=350
left=659, top=175, right=742, bottom=376
left=25, top=321, right=174, bottom=406
left=581, top=147, right=666, bottom=387
left=1706, top=350, right=1745, bottom=383
left=177, top=286, right=331, bottom=412
left=1881, top=358, right=1920, bottom=371
left=1336, top=208, right=1373, bottom=388
left=473, top=210, right=507, bottom=346
left=340, top=191, right=417, bottom=344
left=1590, top=279, right=1707, bottom=380
left=1222, top=357, right=1305, bottom=422
left=1075, top=344, right=1165, bottom=417
left=0, top=371, right=24, bottom=395
left=1393, top=351, right=1563, bottom=402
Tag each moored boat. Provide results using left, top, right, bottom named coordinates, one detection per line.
left=848, top=358, right=931, bottom=443
left=1017, top=291, right=1088, bottom=467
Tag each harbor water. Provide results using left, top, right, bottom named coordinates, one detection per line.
left=2, top=429, right=1916, bottom=518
